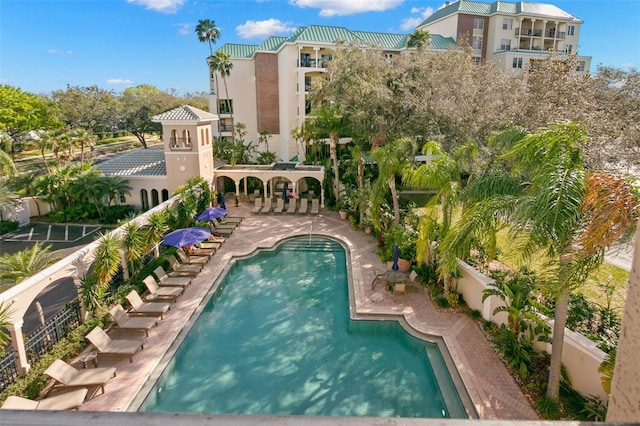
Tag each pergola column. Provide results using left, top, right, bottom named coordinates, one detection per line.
left=234, top=180, right=241, bottom=206
left=262, top=181, right=268, bottom=201
left=8, top=319, right=30, bottom=374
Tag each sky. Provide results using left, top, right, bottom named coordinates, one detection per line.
left=1, top=0, right=639, bottom=96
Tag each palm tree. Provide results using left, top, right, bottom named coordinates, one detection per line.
left=77, top=273, right=104, bottom=319
left=407, top=29, right=431, bottom=50
left=35, top=130, right=55, bottom=173
left=307, top=105, right=351, bottom=202
left=120, top=221, right=145, bottom=280
left=209, top=51, right=234, bottom=121
left=0, top=149, right=15, bottom=178
left=99, top=176, right=132, bottom=207
left=0, top=302, right=14, bottom=356
left=291, top=125, right=311, bottom=163
left=371, top=137, right=415, bottom=227
left=446, top=122, right=638, bottom=401
left=144, top=211, right=169, bottom=258
left=0, top=242, right=56, bottom=285
left=91, top=232, right=122, bottom=290
left=195, top=19, right=220, bottom=56
left=69, top=128, right=96, bottom=164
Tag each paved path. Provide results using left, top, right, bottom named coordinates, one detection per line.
left=77, top=203, right=538, bottom=420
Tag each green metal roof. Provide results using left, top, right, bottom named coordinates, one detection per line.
left=218, top=24, right=457, bottom=59
left=419, top=0, right=581, bottom=26
left=218, top=43, right=257, bottom=59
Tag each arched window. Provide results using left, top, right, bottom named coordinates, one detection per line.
left=170, top=130, right=179, bottom=148
left=141, top=189, right=149, bottom=211
left=151, top=189, right=159, bottom=207
left=182, top=129, right=191, bottom=147
left=162, top=189, right=169, bottom=202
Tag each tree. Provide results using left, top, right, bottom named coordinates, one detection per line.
left=51, top=85, right=118, bottom=134
left=307, top=104, right=351, bottom=202
left=91, top=232, right=121, bottom=290
left=195, top=19, right=220, bottom=55
left=407, top=29, right=431, bottom=50
left=143, top=211, right=169, bottom=258
left=120, top=221, right=145, bottom=280
left=371, top=137, right=415, bottom=227
left=208, top=51, right=234, bottom=121
left=447, top=123, right=638, bottom=401
left=68, top=128, right=96, bottom=164
left=0, top=85, right=57, bottom=159
left=0, top=242, right=56, bottom=285
left=118, top=85, right=177, bottom=148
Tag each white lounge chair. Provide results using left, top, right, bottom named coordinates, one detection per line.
left=251, top=198, right=262, bottom=215
left=273, top=198, right=284, bottom=214
left=176, top=248, right=209, bottom=266
left=298, top=198, right=308, bottom=214
left=286, top=199, right=297, bottom=213
left=43, top=359, right=116, bottom=395
left=260, top=198, right=273, bottom=214
left=310, top=198, right=319, bottom=214
left=153, top=266, right=191, bottom=288
left=167, top=254, right=201, bottom=276
left=126, top=290, right=171, bottom=319
left=2, top=388, right=88, bottom=411
left=85, top=326, right=144, bottom=363
left=143, top=275, right=183, bottom=302
left=109, top=304, right=159, bottom=337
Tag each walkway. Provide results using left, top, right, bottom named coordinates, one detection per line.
left=77, top=203, right=538, bottom=420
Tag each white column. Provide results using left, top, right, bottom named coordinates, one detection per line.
left=9, top=319, right=30, bottom=374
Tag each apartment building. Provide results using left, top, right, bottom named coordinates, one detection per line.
left=211, top=25, right=456, bottom=162
left=417, top=0, right=591, bottom=73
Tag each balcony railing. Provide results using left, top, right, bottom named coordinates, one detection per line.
left=298, top=58, right=331, bottom=68
left=219, top=124, right=234, bottom=133
left=546, top=30, right=566, bottom=39
left=515, top=28, right=542, bottom=37
left=169, top=137, right=192, bottom=150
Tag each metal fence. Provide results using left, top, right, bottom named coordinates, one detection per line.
left=0, top=300, right=81, bottom=393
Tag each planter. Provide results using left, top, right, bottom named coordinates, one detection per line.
left=397, top=258, right=411, bottom=272
left=364, top=226, right=372, bottom=234
left=339, top=211, right=348, bottom=220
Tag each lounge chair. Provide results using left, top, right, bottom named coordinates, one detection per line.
left=167, top=254, right=201, bottom=276
left=176, top=248, right=209, bottom=266
left=212, top=218, right=236, bottom=230
left=286, top=199, right=297, bottom=213
left=260, top=198, right=273, bottom=214
left=44, top=359, right=116, bottom=395
left=273, top=198, right=284, bottom=214
left=209, top=222, right=233, bottom=237
left=143, top=275, right=183, bottom=302
left=199, top=241, right=221, bottom=251
left=109, top=304, right=159, bottom=337
left=85, top=326, right=144, bottom=363
left=1, top=388, right=88, bottom=411
left=220, top=214, right=242, bottom=224
left=251, top=198, right=262, bottom=215
left=153, top=266, right=191, bottom=288
left=298, top=198, right=308, bottom=214
left=310, top=198, right=320, bottom=214
left=126, top=290, right=171, bottom=319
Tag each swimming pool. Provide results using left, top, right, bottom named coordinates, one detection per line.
left=138, top=237, right=468, bottom=418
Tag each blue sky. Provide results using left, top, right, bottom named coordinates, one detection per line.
left=1, top=0, right=639, bottom=96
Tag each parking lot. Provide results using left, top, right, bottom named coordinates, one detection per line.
left=0, top=223, right=103, bottom=257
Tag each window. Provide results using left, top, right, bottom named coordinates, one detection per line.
left=218, top=99, right=233, bottom=114
left=304, top=76, right=312, bottom=92
left=512, top=57, right=523, bottom=69
left=473, top=18, right=484, bottom=29
left=384, top=53, right=393, bottom=61
left=500, top=39, right=511, bottom=50
left=503, top=18, right=513, bottom=30
left=565, top=44, right=573, bottom=53
left=471, top=56, right=482, bottom=65
left=472, top=36, right=483, bottom=50
left=567, top=25, right=575, bottom=36
left=576, top=61, right=586, bottom=72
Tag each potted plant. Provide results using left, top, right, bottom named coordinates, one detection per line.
left=382, top=226, right=416, bottom=272
left=337, top=198, right=351, bottom=220
left=361, top=217, right=374, bottom=234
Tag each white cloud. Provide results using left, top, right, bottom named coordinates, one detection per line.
left=126, top=0, right=184, bottom=14
left=176, top=23, right=191, bottom=36
left=400, top=6, right=434, bottom=31
left=47, top=48, right=73, bottom=55
left=290, top=0, right=403, bottom=17
left=106, top=79, right=134, bottom=86
left=236, top=19, right=296, bottom=39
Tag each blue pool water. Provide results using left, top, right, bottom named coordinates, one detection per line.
left=139, top=237, right=467, bottom=418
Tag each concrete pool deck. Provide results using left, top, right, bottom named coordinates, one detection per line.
left=76, top=203, right=538, bottom=420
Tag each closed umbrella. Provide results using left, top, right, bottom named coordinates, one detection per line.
left=392, top=244, right=399, bottom=271
left=195, top=207, right=228, bottom=222
left=161, top=227, right=211, bottom=248
left=282, top=183, right=288, bottom=201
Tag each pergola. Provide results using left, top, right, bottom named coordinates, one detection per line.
left=213, top=162, right=326, bottom=207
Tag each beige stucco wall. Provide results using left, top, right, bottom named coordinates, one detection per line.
left=418, top=14, right=459, bottom=39
left=456, top=260, right=609, bottom=401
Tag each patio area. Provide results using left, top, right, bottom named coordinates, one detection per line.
left=73, top=202, right=538, bottom=420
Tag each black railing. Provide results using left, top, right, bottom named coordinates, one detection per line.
left=0, top=347, right=19, bottom=393
left=25, top=300, right=81, bottom=365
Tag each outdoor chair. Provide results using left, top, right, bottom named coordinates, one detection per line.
left=153, top=266, right=191, bottom=288
left=251, top=198, right=262, bottom=215
left=109, top=304, right=159, bottom=337
left=286, top=199, right=297, bottom=213
left=198, top=241, right=221, bottom=251
left=405, top=270, right=418, bottom=286
left=219, top=214, right=242, bottom=224
left=167, top=254, right=201, bottom=276
left=126, top=289, right=171, bottom=319
left=43, top=359, right=116, bottom=396
left=310, top=198, right=320, bottom=214
left=143, top=275, right=183, bottom=302
left=209, top=222, right=233, bottom=237
left=1, top=388, right=88, bottom=411
left=260, top=198, right=273, bottom=214
left=213, top=218, right=236, bottom=230
left=273, top=198, right=284, bottom=214
left=298, top=198, right=308, bottom=214
left=176, top=248, right=209, bottom=266
left=85, top=326, right=144, bottom=363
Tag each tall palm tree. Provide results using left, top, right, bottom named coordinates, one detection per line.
left=91, top=232, right=122, bottom=290
left=144, top=211, right=169, bottom=258
left=445, top=122, right=638, bottom=401
left=209, top=51, right=234, bottom=121
left=307, top=105, right=351, bottom=202
left=195, top=19, right=220, bottom=56
left=291, top=125, right=311, bottom=163
left=120, top=221, right=145, bottom=280
left=371, top=137, right=415, bottom=227
left=69, top=128, right=96, bottom=164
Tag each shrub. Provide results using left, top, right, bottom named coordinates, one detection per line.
left=435, top=295, right=449, bottom=308
left=469, top=309, right=482, bottom=320
left=101, top=205, right=136, bottom=224
left=0, top=220, right=19, bottom=236
left=536, top=396, right=561, bottom=419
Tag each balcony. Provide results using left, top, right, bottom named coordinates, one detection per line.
left=169, top=138, right=192, bottom=150
left=546, top=29, right=566, bottom=39
left=515, top=28, right=542, bottom=37
left=219, top=124, right=234, bottom=133
left=298, top=58, right=331, bottom=69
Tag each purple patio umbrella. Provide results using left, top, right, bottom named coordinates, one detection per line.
left=195, top=207, right=228, bottom=222
left=392, top=244, right=399, bottom=271
left=161, top=227, right=211, bottom=248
